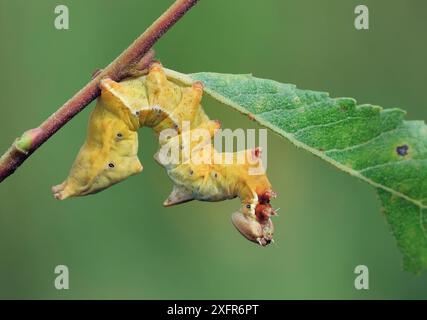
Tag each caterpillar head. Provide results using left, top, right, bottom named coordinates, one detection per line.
left=231, top=210, right=274, bottom=246
left=232, top=190, right=277, bottom=246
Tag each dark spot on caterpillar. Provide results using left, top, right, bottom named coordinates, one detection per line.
left=396, top=145, right=409, bottom=156
left=214, top=173, right=218, bottom=178
left=189, top=169, right=194, bottom=175
left=108, top=163, right=115, bottom=168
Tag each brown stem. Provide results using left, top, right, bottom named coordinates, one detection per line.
left=0, top=0, right=200, bottom=183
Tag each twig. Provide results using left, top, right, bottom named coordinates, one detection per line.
left=0, top=0, right=200, bottom=183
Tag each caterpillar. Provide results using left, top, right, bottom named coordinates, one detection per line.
left=53, top=63, right=278, bottom=246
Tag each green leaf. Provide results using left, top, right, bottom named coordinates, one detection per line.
left=164, top=69, right=427, bottom=273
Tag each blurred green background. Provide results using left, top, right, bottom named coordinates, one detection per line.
left=0, top=0, right=427, bottom=299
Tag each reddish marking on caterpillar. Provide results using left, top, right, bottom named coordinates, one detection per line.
left=258, top=190, right=277, bottom=203
left=255, top=203, right=272, bottom=221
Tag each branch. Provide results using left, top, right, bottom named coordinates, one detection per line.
left=0, top=0, right=200, bottom=183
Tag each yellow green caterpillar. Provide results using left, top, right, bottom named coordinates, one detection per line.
left=53, top=63, right=277, bottom=246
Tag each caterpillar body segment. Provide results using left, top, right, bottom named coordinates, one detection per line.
left=161, top=146, right=276, bottom=246
left=53, top=62, right=278, bottom=246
